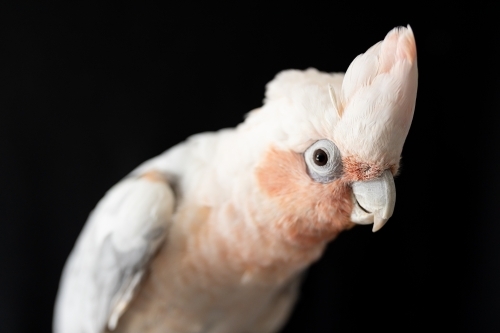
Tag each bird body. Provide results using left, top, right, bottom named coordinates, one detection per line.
left=54, top=26, right=418, bottom=333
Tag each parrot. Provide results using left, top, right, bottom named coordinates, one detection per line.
left=53, top=25, right=418, bottom=333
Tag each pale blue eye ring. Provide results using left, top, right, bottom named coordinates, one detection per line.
left=304, top=139, right=342, bottom=183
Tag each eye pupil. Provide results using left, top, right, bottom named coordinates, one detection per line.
left=313, top=149, right=328, bottom=166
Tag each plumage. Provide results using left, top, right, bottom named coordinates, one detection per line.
left=54, top=26, right=418, bottom=333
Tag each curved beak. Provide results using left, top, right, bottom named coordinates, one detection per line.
left=350, top=170, right=396, bottom=232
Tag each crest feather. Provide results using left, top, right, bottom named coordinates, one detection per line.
left=333, top=25, right=418, bottom=165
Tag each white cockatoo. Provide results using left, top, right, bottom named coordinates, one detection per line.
left=54, top=26, right=418, bottom=333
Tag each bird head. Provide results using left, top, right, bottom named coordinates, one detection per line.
left=252, top=26, right=417, bottom=243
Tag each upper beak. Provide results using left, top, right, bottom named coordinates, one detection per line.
left=350, top=170, right=396, bottom=232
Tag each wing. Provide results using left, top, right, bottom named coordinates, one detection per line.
left=53, top=171, right=175, bottom=333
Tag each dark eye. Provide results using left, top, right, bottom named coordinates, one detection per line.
left=304, top=139, right=342, bottom=183
left=314, top=149, right=328, bottom=166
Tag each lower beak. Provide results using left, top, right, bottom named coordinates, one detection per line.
left=350, top=170, right=396, bottom=232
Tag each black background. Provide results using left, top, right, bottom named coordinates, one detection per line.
left=1, top=2, right=499, bottom=333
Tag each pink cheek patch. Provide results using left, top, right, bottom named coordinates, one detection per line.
left=255, top=147, right=355, bottom=246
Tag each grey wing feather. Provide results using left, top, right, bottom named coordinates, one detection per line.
left=53, top=172, right=175, bottom=333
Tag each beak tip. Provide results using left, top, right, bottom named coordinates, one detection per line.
left=372, top=216, right=389, bottom=232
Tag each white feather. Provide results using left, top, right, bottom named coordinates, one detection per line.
left=334, top=26, right=418, bottom=165
left=53, top=176, right=174, bottom=333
